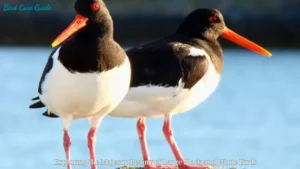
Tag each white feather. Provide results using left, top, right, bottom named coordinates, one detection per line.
left=188, top=47, right=208, bottom=57
left=39, top=47, right=131, bottom=128
left=109, top=47, right=220, bottom=118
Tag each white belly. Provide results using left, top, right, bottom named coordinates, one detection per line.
left=109, top=60, right=220, bottom=118
left=39, top=47, right=131, bottom=119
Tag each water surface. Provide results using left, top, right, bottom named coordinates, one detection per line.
left=0, top=47, right=299, bottom=169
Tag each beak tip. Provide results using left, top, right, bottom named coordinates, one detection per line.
left=51, top=42, right=57, bottom=48
left=265, top=51, right=272, bottom=57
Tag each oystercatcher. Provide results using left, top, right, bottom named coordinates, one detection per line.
left=108, top=8, right=271, bottom=169
left=32, top=8, right=271, bottom=169
left=29, top=0, right=131, bottom=169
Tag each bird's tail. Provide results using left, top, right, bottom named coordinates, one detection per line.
left=29, top=96, right=59, bottom=118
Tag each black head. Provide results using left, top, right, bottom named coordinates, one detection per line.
left=177, top=8, right=225, bottom=41
left=74, top=0, right=109, bottom=22
left=176, top=8, right=272, bottom=57
left=51, top=0, right=113, bottom=47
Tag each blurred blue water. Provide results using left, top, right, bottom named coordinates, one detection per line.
left=0, top=47, right=299, bottom=169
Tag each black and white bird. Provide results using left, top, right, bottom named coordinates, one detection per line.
left=29, top=0, right=131, bottom=169
left=32, top=8, right=271, bottom=169
left=108, top=9, right=271, bottom=169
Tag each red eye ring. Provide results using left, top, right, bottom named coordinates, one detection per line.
left=91, top=3, right=100, bottom=11
left=209, top=16, right=218, bottom=22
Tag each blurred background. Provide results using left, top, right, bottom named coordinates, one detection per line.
left=1, top=0, right=300, bottom=47
left=0, top=0, right=299, bottom=169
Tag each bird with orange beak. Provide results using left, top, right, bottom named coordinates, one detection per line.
left=29, top=0, right=131, bottom=169
left=108, top=8, right=271, bottom=169
left=31, top=7, right=271, bottom=169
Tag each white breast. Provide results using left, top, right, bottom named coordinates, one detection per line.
left=109, top=47, right=220, bottom=118
left=39, top=47, right=131, bottom=119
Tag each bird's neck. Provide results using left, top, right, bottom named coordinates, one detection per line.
left=189, top=37, right=224, bottom=74
left=85, top=16, right=114, bottom=39
left=207, top=40, right=224, bottom=74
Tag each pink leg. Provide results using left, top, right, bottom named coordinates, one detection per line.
left=88, top=128, right=97, bottom=169
left=163, top=117, right=211, bottom=169
left=137, top=118, right=177, bottom=169
left=63, top=130, right=72, bottom=169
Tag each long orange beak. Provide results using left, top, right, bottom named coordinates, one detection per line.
left=221, top=27, right=272, bottom=57
left=51, top=14, right=88, bottom=48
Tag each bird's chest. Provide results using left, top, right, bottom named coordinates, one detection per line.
left=40, top=56, right=131, bottom=117
left=173, top=63, right=221, bottom=113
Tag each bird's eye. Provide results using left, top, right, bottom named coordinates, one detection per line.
left=91, top=3, right=100, bottom=11
left=209, top=16, right=218, bottom=22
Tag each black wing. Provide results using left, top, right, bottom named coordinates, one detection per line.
left=29, top=47, right=59, bottom=108
left=127, top=37, right=209, bottom=89
left=181, top=54, right=209, bottom=89
left=38, top=47, right=60, bottom=94
left=127, top=39, right=182, bottom=88
left=29, top=47, right=60, bottom=118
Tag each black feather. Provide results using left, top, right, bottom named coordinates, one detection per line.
left=29, top=101, right=45, bottom=109
left=42, top=111, right=59, bottom=118
left=32, top=96, right=39, bottom=101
